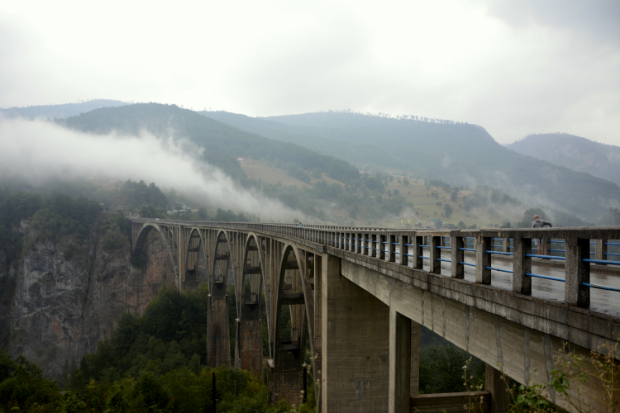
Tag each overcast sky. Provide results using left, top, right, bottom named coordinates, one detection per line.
left=1, top=0, right=618, bottom=145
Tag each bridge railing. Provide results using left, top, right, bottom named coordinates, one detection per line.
left=264, top=224, right=620, bottom=310
left=132, top=219, right=620, bottom=312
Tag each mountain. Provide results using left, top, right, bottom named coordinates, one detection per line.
left=201, top=111, right=620, bottom=221
left=200, top=110, right=414, bottom=173
left=507, top=133, right=620, bottom=186
left=59, top=103, right=360, bottom=184
left=0, top=99, right=128, bottom=119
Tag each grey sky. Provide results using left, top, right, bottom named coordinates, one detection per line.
left=1, top=0, right=618, bottom=145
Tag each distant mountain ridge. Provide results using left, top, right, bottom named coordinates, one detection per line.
left=507, top=133, right=620, bottom=186
left=203, top=111, right=620, bottom=220
left=0, top=99, right=128, bottom=119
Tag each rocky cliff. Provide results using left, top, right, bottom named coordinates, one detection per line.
left=0, top=226, right=175, bottom=383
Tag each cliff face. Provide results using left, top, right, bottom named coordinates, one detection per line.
left=1, top=229, right=175, bottom=383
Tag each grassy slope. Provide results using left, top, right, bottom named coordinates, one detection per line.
left=200, top=110, right=416, bottom=174
left=239, top=160, right=489, bottom=227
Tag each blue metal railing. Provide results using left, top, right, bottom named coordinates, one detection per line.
left=486, top=250, right=513, bottom=256
left=526, top=272, right=565, bottom=282
left=486, top=266, right=513, bottom=274
left=526, top=254, right=565, bottom=261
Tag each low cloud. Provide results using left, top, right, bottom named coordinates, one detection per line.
left=0, top=117, right=300, bottom=221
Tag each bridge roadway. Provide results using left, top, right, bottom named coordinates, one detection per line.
left=129, top=218, right=620, bottom=413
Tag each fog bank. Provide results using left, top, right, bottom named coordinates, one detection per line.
left=0, top=117, right=300, bottom=221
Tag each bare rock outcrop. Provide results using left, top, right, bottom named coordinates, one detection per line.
left=3, top=230, right=175, bottom=382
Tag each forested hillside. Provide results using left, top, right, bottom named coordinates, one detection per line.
left=507, top=133, right=620, bottom=186
left=61, top=104, right=359, bottom=184
left=204, top=111, right=620, bottom=221
left=57, top=104, right=415, bottom=223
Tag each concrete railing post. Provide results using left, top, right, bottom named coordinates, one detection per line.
left=398, top=235, right=406, bottom=266
left=475, top=236, right=492, bottom=285
left=358, top=233, right=363, bottom=254
left=451, top=235, right=464, bottom=279
left=413, top=234, right=423, bottom=270
left=502, top=238, right=509, bottom=253
left=389, top=234, right=396, bottom=263
left=380, top=234, right=387, bottom=260
left=512, top=236, right=532, bottom=295
left=542, top=237, right=550, bottom=256
left=595, top=239, right=607, bottom=264
left=565, top=237, right=590, bottom=307
left=372, top=234, right=378, bottom=258
left=429, top=235, right=441, bottom=274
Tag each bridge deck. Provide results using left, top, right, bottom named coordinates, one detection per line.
left=129, top=218, right=620, bottom=412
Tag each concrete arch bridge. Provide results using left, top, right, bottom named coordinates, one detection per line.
left=130, top=218, right=620, bottom=413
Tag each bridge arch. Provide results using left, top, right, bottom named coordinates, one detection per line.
left=235, top=232, right=270, bottom=376
left=207, top=230, right=234, bottom=368
left=183, top=228, right=208, bottom=291
left=272, top=242, right=314, bottom=405
left=211, top=230, right=233, bottom=288
left=132, top=223, right=179, bottom=286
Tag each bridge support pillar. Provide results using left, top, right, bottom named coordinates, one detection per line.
left=321, top=254, right=390, bottom=412
left=485, top=363, right=510, bottom=412
left=207, top=282, right=231, bottom=368
left=237, top=306, right=263, bottom=378
left=388, top=309, right=420, bottom=413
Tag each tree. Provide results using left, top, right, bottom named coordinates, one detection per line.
left=444, top=204, right=453, bottom=218
left=457, top=221, right=466, bottom=229
left=403, top=177, right=410, bottom=186
left=451, top=189, right=459, bottom=202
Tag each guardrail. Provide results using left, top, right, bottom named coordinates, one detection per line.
left=132, top=219, right=620, bottom=310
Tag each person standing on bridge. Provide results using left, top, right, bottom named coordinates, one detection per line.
left=532, top=214, right=552, bottom=255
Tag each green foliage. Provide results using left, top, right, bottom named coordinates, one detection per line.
left=131, top=251, right=148, bottom=269
left=419, top=346, right=484, bottom=394
left=121, top=180, right=168, bottom=209
left=443, top=204, right=452, bottom=217
left=79, top=286, right=209, bottom=384
left=65, top=284, right=310, bottom=412
left=139, top=204, right=168, bottom=219
left=0, top=349, right=62, bottom=411
left=202, top=150, right=248, bottom=181
left=0, top=190, right=43, bottom=266
left=463, top=185, right=520, bottom=211
left=214, top=208, right=250, bottom=222
left=26, top=193, right=102, bottom=246
left=102, top=229, right=128, bottom=252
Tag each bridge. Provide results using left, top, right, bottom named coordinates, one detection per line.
left=130, top=218, right=620, bottom=412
